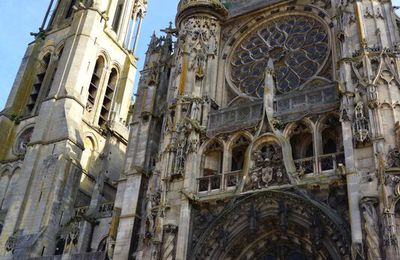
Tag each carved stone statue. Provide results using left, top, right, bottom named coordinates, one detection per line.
left=353, top=102, right=370, bottom=143
left=173, top=123, right=190, bottom=176
left=145, top=196, right=155, bottom=238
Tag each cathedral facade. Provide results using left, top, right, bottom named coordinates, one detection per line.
left=1, top=0, right=400, bottom=259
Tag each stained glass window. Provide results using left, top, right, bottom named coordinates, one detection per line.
left=230, top=15, right=329, bottom=97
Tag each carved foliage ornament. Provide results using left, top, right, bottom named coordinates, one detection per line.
left=230, top=15, right=329, bottom=97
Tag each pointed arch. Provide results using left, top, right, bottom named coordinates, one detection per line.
left=99, top=66, right=120, bottom=127
left=285, top=119, right=315, bottom=175
left=198, top=138, right=225, bottom=193
left=316, top=113, right=345, bottom=172
left=86, top=56, right=106, bottom=111
left=190, top=191, right=351, bottom=259
left=227, top=132, right=252, bottom=172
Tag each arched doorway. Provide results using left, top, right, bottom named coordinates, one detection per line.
left=190, top=191, right=351, bottom=260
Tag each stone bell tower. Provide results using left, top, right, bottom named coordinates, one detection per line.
left=0, top=0, right=146, bottom=258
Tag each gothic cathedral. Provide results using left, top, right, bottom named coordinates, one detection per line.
left=1, top=0, right=400, bottom=259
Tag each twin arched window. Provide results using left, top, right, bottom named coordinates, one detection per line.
left=86, top=56, right=120, bottom=128
left=290, top=116, right=344, bottom=175
left=199, top=136, right=250, bottom=193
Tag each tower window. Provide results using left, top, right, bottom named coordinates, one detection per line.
left=65, top=0, right=77, bottom=19
left=112, top=3, right=124, bottom=32
left=87, top=57, right=105, bottom=111
left=26, top=53, right=51, bottom=115
left=99, top=68, right=119, bottom=127
left=45, top=47, right=64, bottom=98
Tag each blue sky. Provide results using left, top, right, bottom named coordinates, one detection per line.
left=0, top=0, right=179, bottom=110
left=0, top=0, right=399, bottom=110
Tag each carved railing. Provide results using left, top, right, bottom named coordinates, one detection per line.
left=198, top=174, right=221, bottom=193
left=197, top=171, right=242, bottom=194
left=207, top=101, right=263, bottom=136
left=318, top=152, right=345, bottom=173
left=274, top=83, right=338, bottom=123
left=75, top=202, right=114, bottom=218
left=294, top=152, right=345, bottom=176
left=294, top=157, right=315, bottom=175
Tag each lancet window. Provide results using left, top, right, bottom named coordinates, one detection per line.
left=112, top=1, right=124, bottom=32
left=230, top=135, right=250, bottom=172
left=320, top=116, right=344, bottom=172
left=99, top=68, right=119, bottom=127
left=202, top=141, right=223, bottom=177
left=290, top=123, right=314, bottom=175
left=26, top=53, right=51, bottom=115
left=65, top=0, right=77, bottom=19
left=86, top=57, right=105, bottom=111
left=199, top=141, right=224, bottom=192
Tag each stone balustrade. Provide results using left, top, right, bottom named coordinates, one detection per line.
left=197, top=170, right=242, bottom=194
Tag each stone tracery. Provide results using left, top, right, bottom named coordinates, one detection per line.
left=230, top=15, right=329, bottom=97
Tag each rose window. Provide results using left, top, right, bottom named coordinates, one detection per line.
left=230, top=15, right=329, bottom=98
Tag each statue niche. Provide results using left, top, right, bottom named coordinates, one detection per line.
left=245, top=142, right=289, bottom=191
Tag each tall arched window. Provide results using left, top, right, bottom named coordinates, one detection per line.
left=99, top=68, right=118, bottom=127
left=26, top=53, right=51, bottom=114
left=87, top=57, right=105, bottom=111
left=44, top=47, right=64, bottom=98
left=290, top=123, right=314, bottom=174
left=199, top=141, right=224, bottom=192
left=231, top=135, right=250, bottom=172
left=65, top=0, right=77, bottom=19
left=112, top=1, right=124, bottom=32
left=320, top=116, right=344, bottom=172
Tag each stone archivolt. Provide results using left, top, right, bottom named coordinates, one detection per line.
left=190, top=191, right=351, bottom=259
